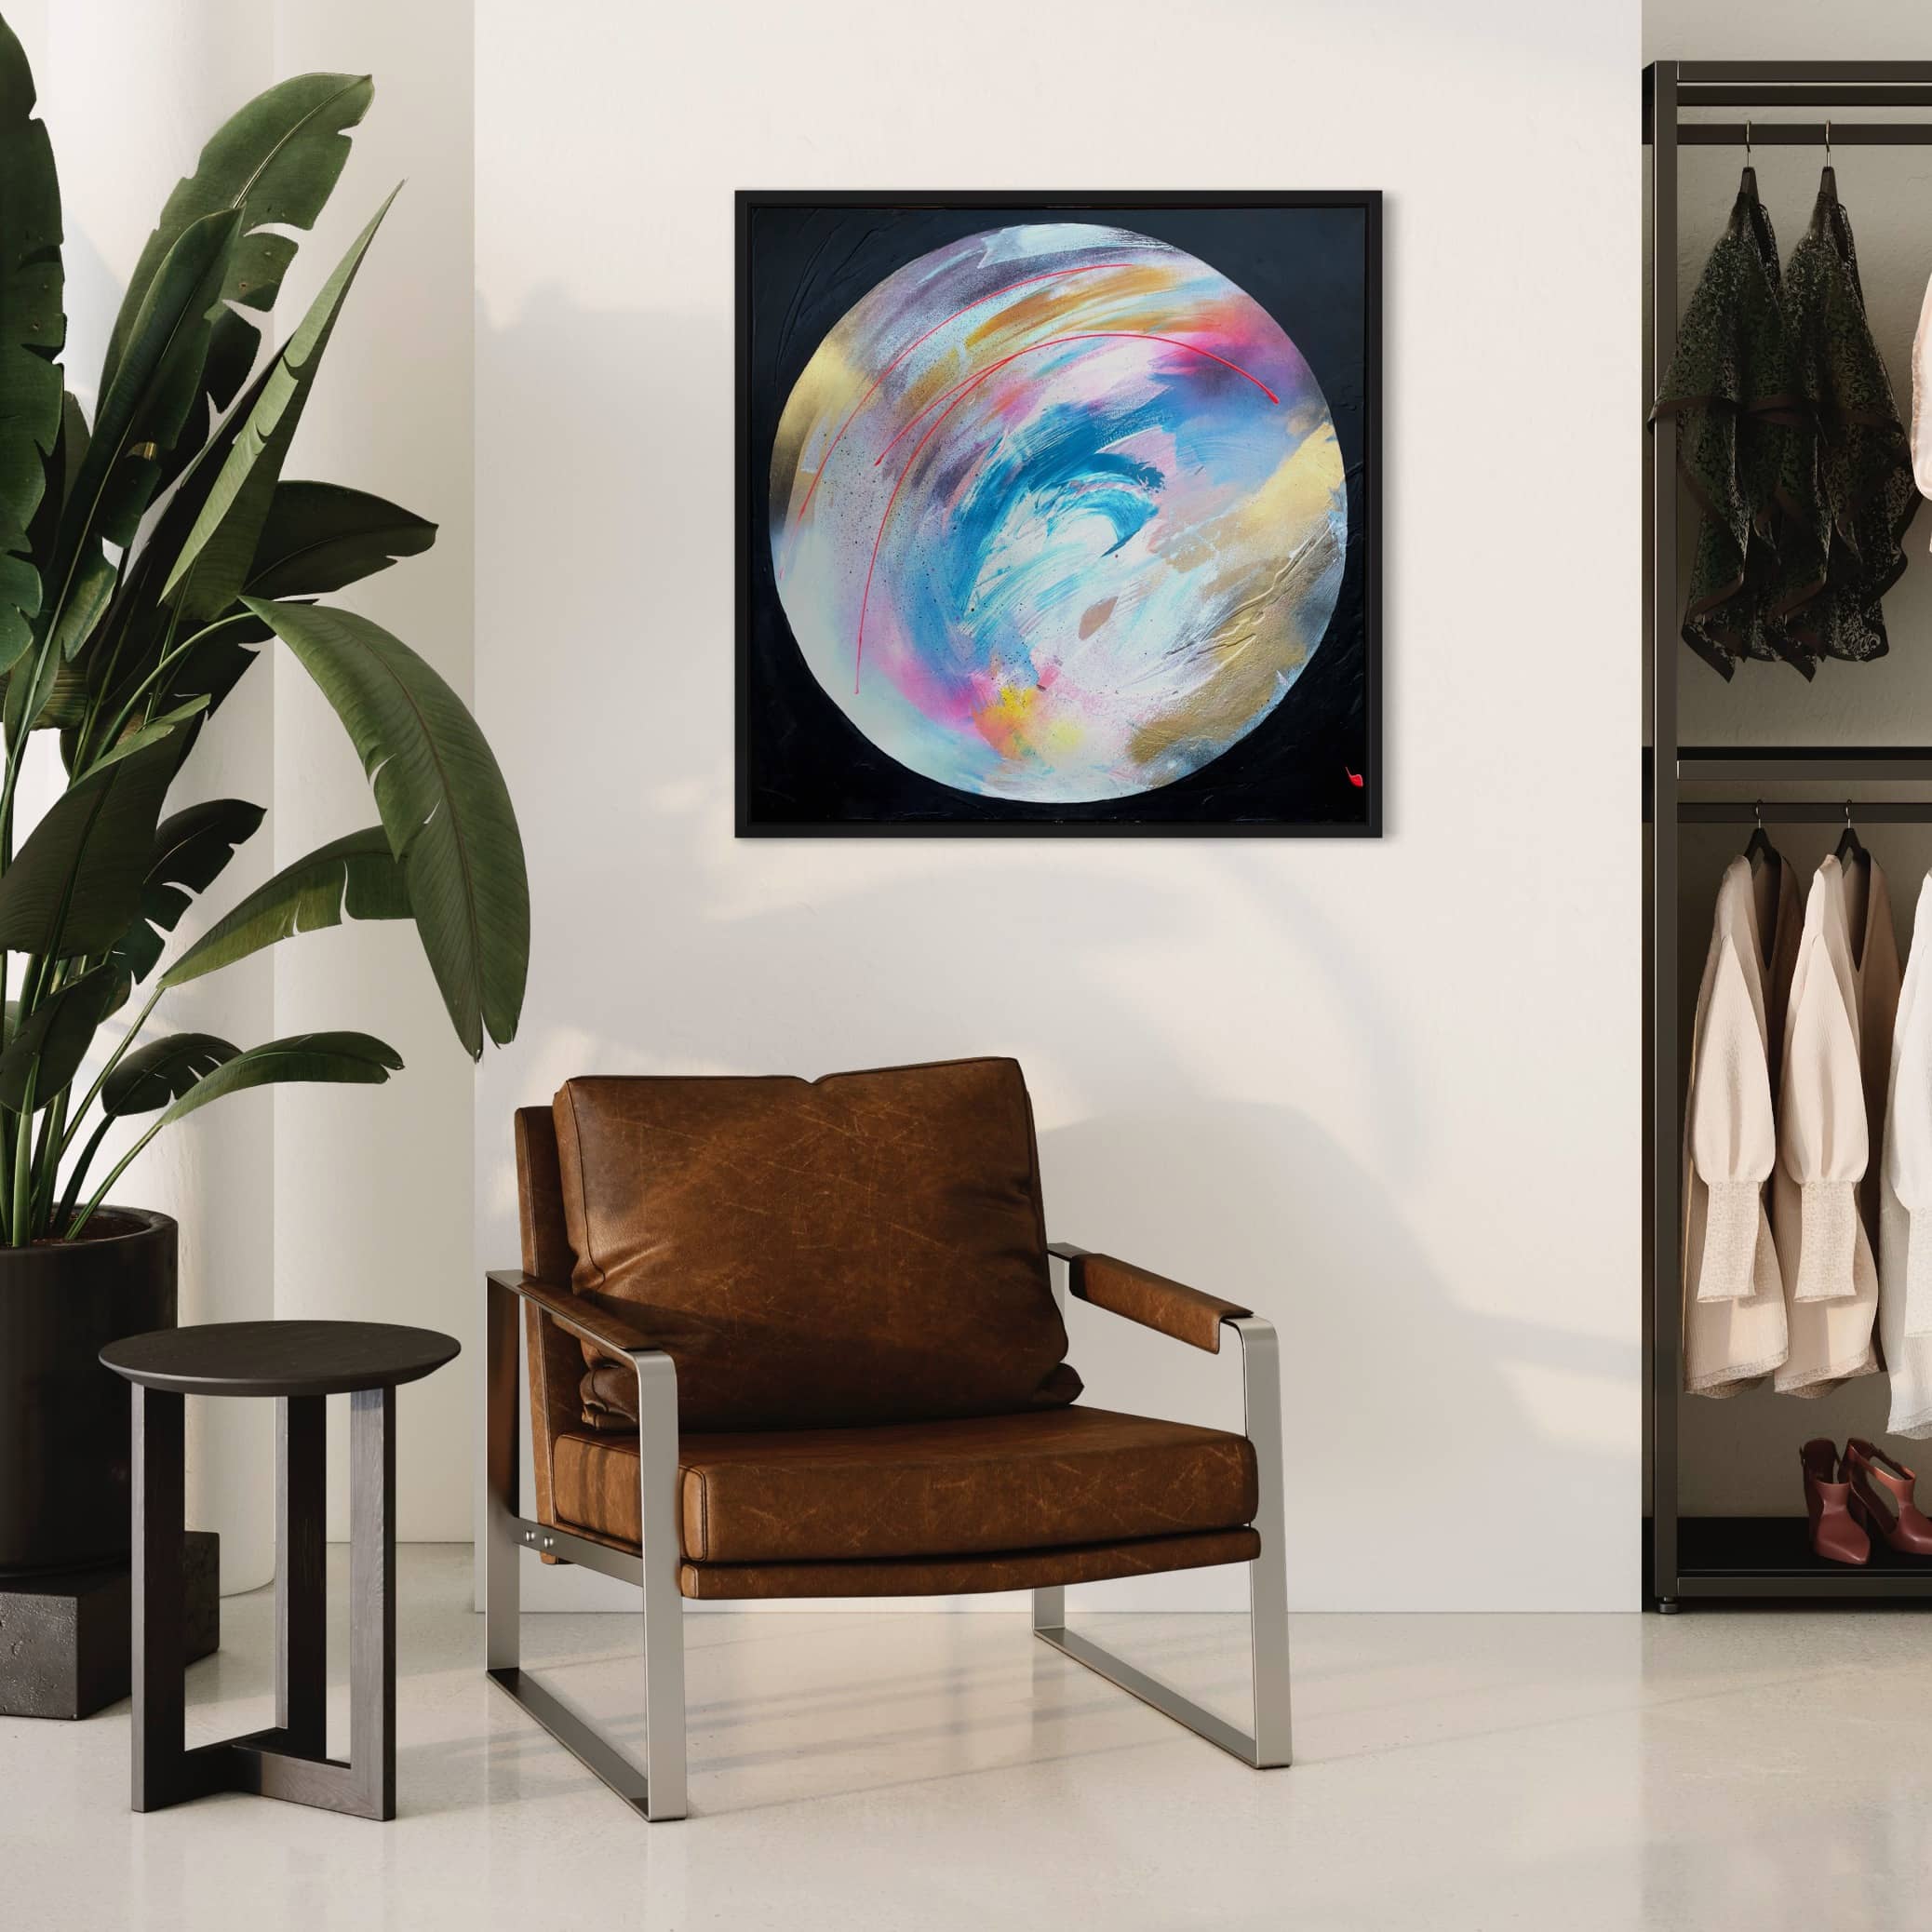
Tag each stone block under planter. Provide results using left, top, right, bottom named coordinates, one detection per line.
left=0, top=1531, right=219, bottom=1720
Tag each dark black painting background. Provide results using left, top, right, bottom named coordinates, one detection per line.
left=738, top=195, right=1377, bottom=834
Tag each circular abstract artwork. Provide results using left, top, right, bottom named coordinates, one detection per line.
left=767, top=222, right=1348, bottom=805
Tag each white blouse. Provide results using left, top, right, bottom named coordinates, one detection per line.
left=1682, top=854, right=1794, bottom=1395
left=1773, top=853, right=1893, bottom=1396
left=1912, top=269, right=1932, bottom=529
left=1881, top=872, right=1932, bottom=1436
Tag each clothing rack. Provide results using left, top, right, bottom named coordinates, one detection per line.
left=1646, top=63, right=1932, bottom=1608
left=1682, top=802, right=1932, bottom=824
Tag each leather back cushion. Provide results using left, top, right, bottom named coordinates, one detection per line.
left=552, top=1058, right=1080, bottom=1430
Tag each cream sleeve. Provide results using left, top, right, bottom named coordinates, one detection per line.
left=1914, top=271, right=1932, bottom=510
left=1887, top=932, right=1932, bottom=1335
left=1688, top=932, right=1776, bottom=1302
left=1781, top=921, right=1868, bottom=1303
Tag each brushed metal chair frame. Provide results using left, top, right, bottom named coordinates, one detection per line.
left=482, top=1251, right=1290, bottom=1821
left=484, top=1271, right=688, bottom=1820
left=1035, top=1249, right=1292, bottom=1768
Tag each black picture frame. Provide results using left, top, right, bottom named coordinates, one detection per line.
left=736, top=190, right=1382, bottom=838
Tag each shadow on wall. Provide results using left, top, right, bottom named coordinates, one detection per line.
left=476, top=286, right=1633, bottom=1609
left=1045, top=1098, right=1640, bottom=1610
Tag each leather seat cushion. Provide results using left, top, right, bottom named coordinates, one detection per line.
left=678, top=1529, right=1263, bottom=1600
left=551, top=1405, right=1259, bottom=1563
left=552, top=1058, right=1080, bottom=1431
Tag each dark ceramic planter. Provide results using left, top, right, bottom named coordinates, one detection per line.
left=0, top=1210, right=177, bottom=1576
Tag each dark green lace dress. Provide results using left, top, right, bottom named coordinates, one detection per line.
left=1652, top=169, right=1797, bottom=678
left=1768, top=169, right=1919, bottom=667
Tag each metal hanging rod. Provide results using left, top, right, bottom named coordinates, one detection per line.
left=1684, top=86, right=1932, bottom=106
left=1682, top=801, right=1932, bottom=824
left=1673, top=748, right=1932, bottom=785
left=1678, top=122, right=1932, bottom=145
left=1674, top=60, right=1932, bottom=87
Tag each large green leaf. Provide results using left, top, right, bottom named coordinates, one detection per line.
left=154, top=1029, right=402, bottom=1129
left=0, top=962, right=129, bottom=1109
left=246, top=482, right=435, bottom=599
left=243, top=600, right=528, bottom=1057
left=0, top=17, right=62, bottom=670
left=113, top=797, right=264, bottom=982
left=101, top=73, right=372, bottom=429
left=23, top=208, right=238, bottom=731
left=163, top=194, right=395, bottom=623
left=0, top=731, right=180, bottom=957
left=102, top=1030, right=238, bottom=1116
left=162, top=825, right=406, bottom=987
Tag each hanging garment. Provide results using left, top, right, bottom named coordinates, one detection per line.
left=1774, top=854, right=1890, bottom=1396
left=1683, top=852, right=1800, bottom=1395
left=1838, top=845, right=1902, bottom=1246
left=1911, top=271, right=1932, bottom=533
left=1880, top=873, right=1932, bottom=1437
left=1651, top=169, right=1798, bottom=678
left=1769, top=170, right=1920, bottom=667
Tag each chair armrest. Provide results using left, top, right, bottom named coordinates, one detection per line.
left=1047, top=1243, right=1254, bottom=1353
left=486, top=1268, right=661, bottom=1366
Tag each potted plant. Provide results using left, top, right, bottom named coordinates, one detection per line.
left=0, top=26, right=528, bottom=1573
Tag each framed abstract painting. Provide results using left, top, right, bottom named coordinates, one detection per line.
left=736, top=191, right=1380, bottom=836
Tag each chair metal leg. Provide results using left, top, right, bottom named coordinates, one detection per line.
left=482, top=1276, right=521, bottom=1676
left=634, top=1352, right=687, bottom=1815
left=1031, top=1315, right=1292, bottom=1768
left=482, top=1275, right=690, bottom=1821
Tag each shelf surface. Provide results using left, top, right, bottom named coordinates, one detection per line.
left=1672, top=1516, right=1932, bottom=1600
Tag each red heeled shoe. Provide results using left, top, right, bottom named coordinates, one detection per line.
left=1802, top=1438, right=1871, bottom=1565
left=1845, top=1439, right=1932, bottom=1556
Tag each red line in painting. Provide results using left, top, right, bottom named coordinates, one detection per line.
left=853, top=332, right=1281, bottom=692
left=1346, top=767, right=1364, bottom=788
left=776, top=263, right=1137, bottom=579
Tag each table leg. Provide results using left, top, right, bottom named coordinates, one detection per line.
left=131, top=1382, right=184, bottom=1812
left=350, top=1385, right=396, bottom=1821
left=276, top=1396, right=327, bottom=1756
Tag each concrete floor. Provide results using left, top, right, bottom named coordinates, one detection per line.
left=3, top=1546, right=1930, bottom=1929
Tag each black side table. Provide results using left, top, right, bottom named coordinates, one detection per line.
left=101, top=1321, right=459, bottom=1820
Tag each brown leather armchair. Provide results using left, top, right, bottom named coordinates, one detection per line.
left=482, top=1058, right=1289, bottom=1819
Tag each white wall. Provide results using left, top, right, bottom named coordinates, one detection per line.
left=475, top=0, right=1644, bottom=1610
left=267, top=0, right=476, bottom=1544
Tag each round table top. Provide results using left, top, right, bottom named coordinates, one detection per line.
left=101, top=1321, right=461, bottom=1397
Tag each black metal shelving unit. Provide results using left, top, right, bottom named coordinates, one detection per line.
left=1647, top=62, right=1932, bottom=1607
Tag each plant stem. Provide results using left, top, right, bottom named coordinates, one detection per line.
left=29, top=1091, right=62, bottom=1233
left=70, top=1110, right=166, bottom=1239
left=80, top=610, right=236, bottom=778
left=55, top=1115, right=112, bottom=1232
left=60, top=982, right=161, bottom=1156
left=10, top=1065, right=36, bottom=1244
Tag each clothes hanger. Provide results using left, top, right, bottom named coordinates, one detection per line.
left=1745, top=798, right=1780, bottom=872
left=1820, top=119, right=1839, bottom=205
left=1835, top=798, right=1867, bottom=871
left=1740, top=119, right=1760, bottom=201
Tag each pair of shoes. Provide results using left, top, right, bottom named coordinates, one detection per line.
left=1801, top=1438, right=1932, bottom=1564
